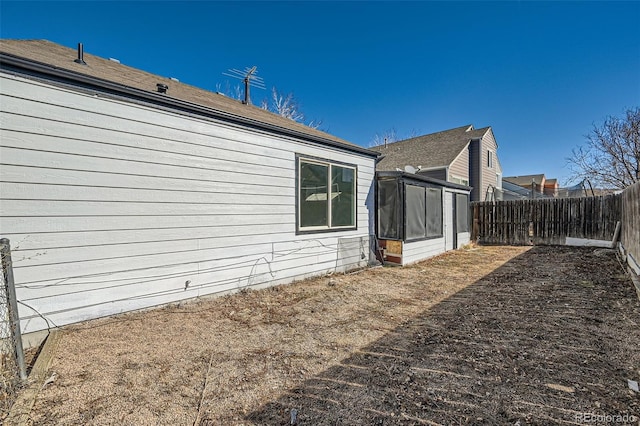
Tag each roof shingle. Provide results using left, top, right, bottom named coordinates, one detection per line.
left=503, top=174, right=546, bottom=187
left=371, top=125, right=490, bottom=171
left=0, top=39, right=369, bottom=152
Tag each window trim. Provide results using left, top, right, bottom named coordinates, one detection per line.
left=403, top=182, right=444, bottom=243
left=487, top=150, right=494, bottom=169
left=455, top=192, right=470, bottom=233
left=376, top=178, right=402, bottom=241
left=296, top=155, right=358, bottom=234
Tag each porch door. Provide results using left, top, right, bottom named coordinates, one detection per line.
left=445, top=192, right=456, bottom=250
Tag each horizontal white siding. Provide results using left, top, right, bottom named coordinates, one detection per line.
left=401, top=188, right=471, bottom=265
left=401, top=238, right=446, bottom=266
left=0, top=74, right=376, bottom=334
left=457, top=232, right=471, bottom=247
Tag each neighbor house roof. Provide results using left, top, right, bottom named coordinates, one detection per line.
left=371, top=125, right=491, bottom=172
left=502, top=180, right=531, bottom=198
left=503, top=174, right=546, bottom=187
left=377, top=171, right=471, bottom=191
left=0, top=39, right=377, bottom=157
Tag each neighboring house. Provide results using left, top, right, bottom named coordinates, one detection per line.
left=371, top=124, right=502, bottom=201
left=503, top=174, right=560, bottom=199
left=500, top=180, right=533, bottom=200
left=500, top=175, right=613, bottom=199
left=544, top=178, right=559, bottom=198
left=503, top=174, right=546, bottom=187
left=0, top=40, right=379, bottom=340
left=376, top=171, right=471, bottom=265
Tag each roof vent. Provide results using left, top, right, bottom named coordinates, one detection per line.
left=74, top=43, right=87, bottom=65
left=157, top=83, right=168, bottom=94
left=108, top=58, right=121, bottom=64
left=170, top=77, right=179, bottom=82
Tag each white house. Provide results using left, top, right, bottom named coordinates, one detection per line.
left=0, top=40, right=379, bottom=339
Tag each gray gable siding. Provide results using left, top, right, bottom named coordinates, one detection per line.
left=417, top=168, right=447, bottom=181
left=449, top=145, right=470, bottom=182
left=480, top=130, right=499, bottom=201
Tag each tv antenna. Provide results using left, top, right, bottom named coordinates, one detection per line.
left=222, top=66, right=265, bottom=105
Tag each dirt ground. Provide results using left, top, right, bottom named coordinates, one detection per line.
left=11, top=245, right=640, bottom=425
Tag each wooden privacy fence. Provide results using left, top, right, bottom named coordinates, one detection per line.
left=621, top=182, right=640, bottom=272
left=471, top=195, right=622, bottom=245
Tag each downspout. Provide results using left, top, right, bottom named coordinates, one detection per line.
left=373, top=155, right=385, bottom=265
left=473, top=138, right=482, bottom=202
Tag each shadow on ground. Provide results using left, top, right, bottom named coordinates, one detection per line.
left=247, top=246, right=640, bottom=425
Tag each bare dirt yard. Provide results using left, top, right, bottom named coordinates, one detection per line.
left=11, top=245, right=640, bottom=425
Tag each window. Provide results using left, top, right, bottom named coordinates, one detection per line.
left=298, top=157, right=356, bottom=232
left=451, top=176, right=469, bottom=186
left=377, top=179, right=401, bottom=240
left=404, top=184, right=443, bottom=241
left=456, top=193, right=469, bottom=233
left=426, top=188, right=443, bottom=238
left=405, top=185, right=426, bottom=240
left=488, top=150, right=494, bottom=168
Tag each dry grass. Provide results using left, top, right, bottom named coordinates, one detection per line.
left=14, top=245, right=640, bottom=425
left=1, top=352, right=21, bottom=418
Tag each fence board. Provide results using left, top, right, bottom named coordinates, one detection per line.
left=621, top=182, right=640, bottom=270
left=471, top=195, right=623, bottom=246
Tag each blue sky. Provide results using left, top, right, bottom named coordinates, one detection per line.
left=1, top=1, right=639, bottom=185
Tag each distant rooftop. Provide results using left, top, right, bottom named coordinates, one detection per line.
left=503, top=174, right=547, bottom=187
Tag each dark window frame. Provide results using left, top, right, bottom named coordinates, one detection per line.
left=296, top=155, right=358, bottom=235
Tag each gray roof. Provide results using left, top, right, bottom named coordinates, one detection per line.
left=371, top=125, right=491, bottom=171
left=0, top=39, right=376, bottom=156
left=503, top=174, right=546, bottom=187
left=377, top=171, right=471, bottom=191
left=502, top=180, right=531, bottom=197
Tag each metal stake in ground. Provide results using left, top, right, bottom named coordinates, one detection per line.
left=1, top=238, right=27, bottom=380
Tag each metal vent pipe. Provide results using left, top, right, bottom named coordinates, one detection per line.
left=74, top=43, right=86, bottom=65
